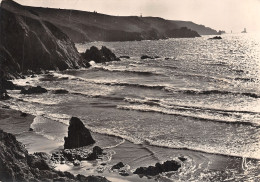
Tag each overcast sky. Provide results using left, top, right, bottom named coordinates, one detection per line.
left=13, top=0, right=260, bottom=33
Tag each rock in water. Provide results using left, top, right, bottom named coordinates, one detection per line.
left=20, top=86, right=47, bottom=94
left=134, top=160, right=181, bottom=176
left=111, top=162, right=125, bottom=170
left=64, top=117, right=95, bottom=149
left=208, top=36, right=222, bottom=40
left=141, top=55, right=153, bottom=59
left=81, top=46, right=120, bottom=63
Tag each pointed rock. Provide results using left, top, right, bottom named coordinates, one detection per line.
left=64, top=117, right=95, bottom=149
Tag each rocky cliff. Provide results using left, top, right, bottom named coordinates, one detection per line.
left=1, top=0, right=217, bottom=43
left=0, top=0, right=88, bottom=79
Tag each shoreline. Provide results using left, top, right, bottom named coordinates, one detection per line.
left=1, top=102, right=258, bottom=181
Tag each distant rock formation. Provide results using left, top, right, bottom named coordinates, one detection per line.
left=0, top=129, right=109, bottom=182
left=134, top=160, right=181, bottom=176
left=208, top=36, right=222, bottom=40
left=64, top=117, right=95, bottom=149
left=81, top=46, right=120, bottom=63
left=1, top=0, right=218, bottom=43
left=0, top=0, right=89, bottom=79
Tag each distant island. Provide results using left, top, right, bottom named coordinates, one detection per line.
left=1, top=0, right=218, bottom=43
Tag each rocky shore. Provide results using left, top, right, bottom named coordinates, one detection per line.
left=0, top=129, right=110, bottom=182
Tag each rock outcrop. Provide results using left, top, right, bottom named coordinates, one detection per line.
left=81, top=46, right=120, bottom=63
left=134, top=160, right=181, bottom=176
left=0, top=0, right=89, bottom=78
left=64, top=117, right=95, bottom=149
left=0, top=129, right=110, bottom=182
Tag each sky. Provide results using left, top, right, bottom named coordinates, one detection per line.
left=12, top=0, right=260, bottom=33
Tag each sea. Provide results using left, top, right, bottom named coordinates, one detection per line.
left=4, top=33, right=260, bottom=181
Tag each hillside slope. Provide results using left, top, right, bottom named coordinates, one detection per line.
left=2, top=0, right=217, bottom=43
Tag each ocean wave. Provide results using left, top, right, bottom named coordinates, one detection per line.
left=123, top=97, right=260, bottom=115
left=117, top=104, right=260, bottom=127
left=176, top=89, right=260, bottom=98
left=93, top=66, right=159, bottom=76
left=52, top=72, right=260, bottom=99
left=143, top=139, right=260, bottom=160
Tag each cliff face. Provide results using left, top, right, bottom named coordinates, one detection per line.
left=0, top=0, right=87, bottom=78
left=1, top=1, right=217, bottom=43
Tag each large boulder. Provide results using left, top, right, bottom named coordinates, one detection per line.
left=64, top=117, right=95, bottom=149
left=81, top=46, right=120, bottom=63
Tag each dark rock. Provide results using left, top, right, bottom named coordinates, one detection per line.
left=2, top=105, right=10, bottom=109
left=141, top=55, right=153, bottom=59
left=28, top=155, right=50, bottom=170
left=154, top=56, right=160, bottom=58
left=29, top=128, right=34, bottom=131
left=73, top=160, right=80, bottom=166
left=53, top=178, right=66, bottom=182
left=81, top=46, right=120, bottom=64
left=53, top=89, right=69, bottom=94
left=178, top=156, right=187, bottom=162
left=76, top=174, right=110, bottom=182
left=111, top=162, right=125, bottom=170
left=1, top=79, right=21, bottom=90
left=64, top=171, right=75, bottom=179
left=87, top=146, right=103, bottom=160
left=21, top=86, right=47, bottom=94
left=134, top=160, right=181, bottom=176
left=0, top=89, right=10, bottom=100
left=64, top=117, right=95, bottom=149
left=165, top=57, right=170, bottom=60
left=20, top=112, right=28, bottom=117
left=209, top=36, right=222, bottom=40
left=119, top=56, right=130, bottom=59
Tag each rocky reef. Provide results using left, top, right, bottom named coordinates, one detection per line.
left=0, top=129, right=110, bottom=182
left=134, top=160, right=181, bottom=176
